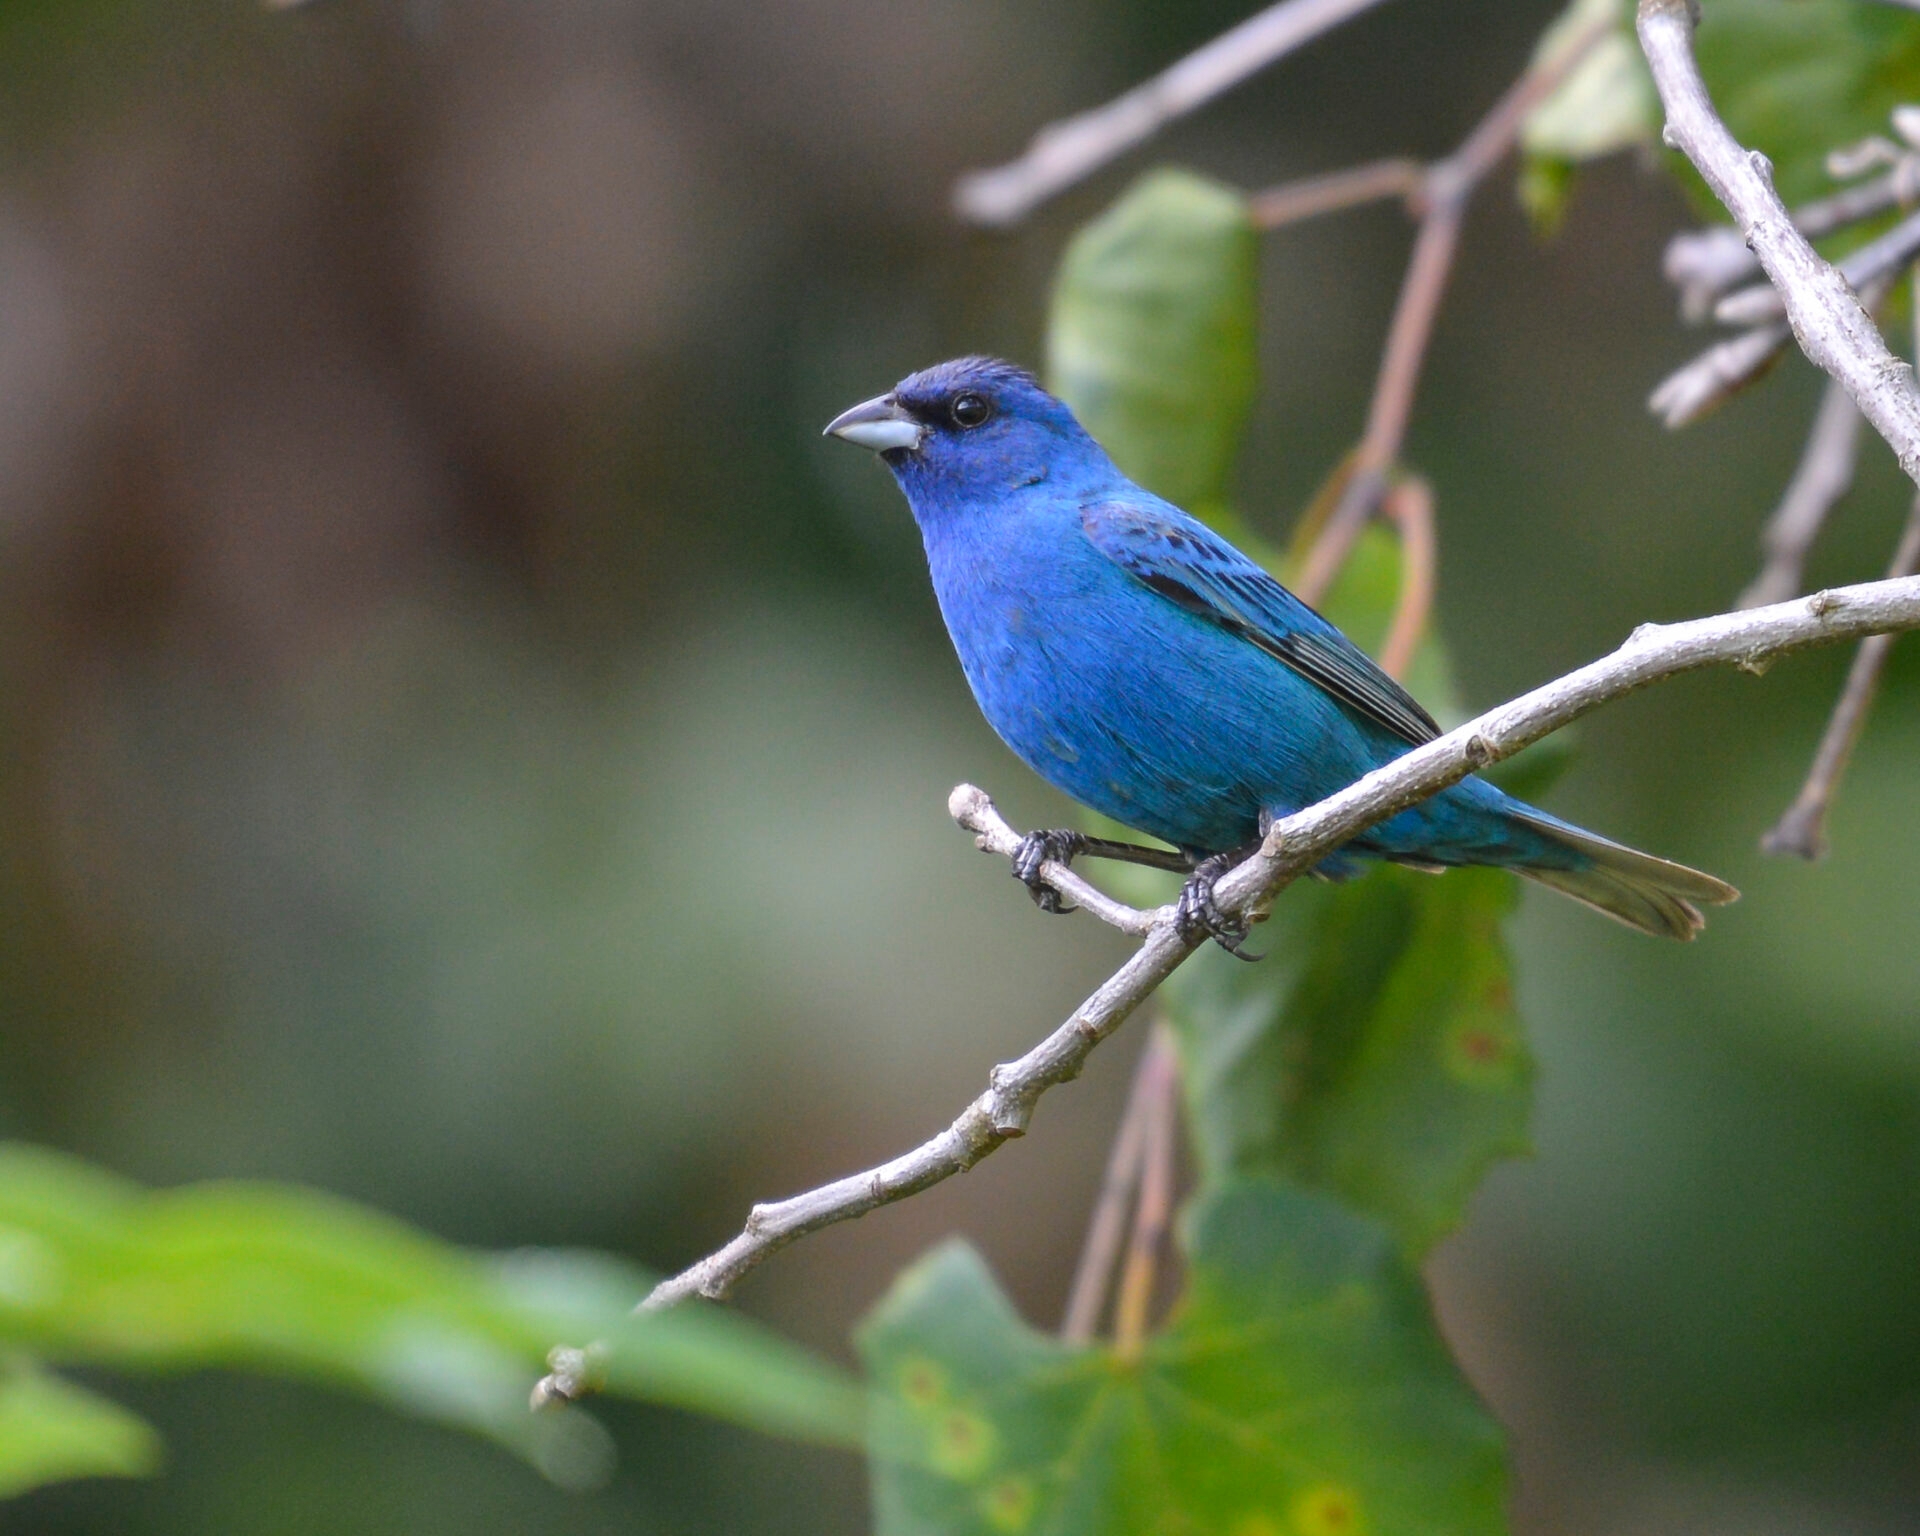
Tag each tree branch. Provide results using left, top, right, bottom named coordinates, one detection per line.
left=1378, top=475, right=1436, bottom=681
left=1111, top=1026, right=1179, bottom=1363
left=1712, top=206, right=1920, bottom=328
left=1648, top=319, right=1793, bottom=427
left=1249, top=157, right=1424, bottom=229
left=952, top=0, right=1400, bottom=227
left=1637, top=0, right=1920, bottom=483
left=1740, top=378, right=1864, bottom=609
left=1763, top=506, right=1920, bottom=858
left=1665, top=163, right=1920, bottom=322
left=1059, top=1032, right=1159, bottom=1342
left=617, top=575, right=1920, bottom=1322
left=1292, top=12, right=1610, bottom=603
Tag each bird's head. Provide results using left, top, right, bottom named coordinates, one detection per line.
left=824, top=357, right=1105, bottom=504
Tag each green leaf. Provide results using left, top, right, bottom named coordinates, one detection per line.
left=859, top=1179, right=1506, bottom=1536
left=1696, top=0, right=1920, bottom=206
left=1520, top=0, right=1658, bottom=163
left=1167, top=865, right=1532, bottom=1256
left=0, top=1356, right=162, bottom=1498
left=1046, top=168, right=1259, bottom=518
left=1519, top=0, right=1655, bottom=232
left=1521, top=0, right=1654, bottom=164
left=0, top=1143, right=864, bottom=1490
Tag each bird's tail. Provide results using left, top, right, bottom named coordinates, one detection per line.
left=1507, top=809, right=1738, bottom=941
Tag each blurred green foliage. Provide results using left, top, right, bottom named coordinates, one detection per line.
left=0, top=1358, right=161, bottom=1498
left=1171, top=868, right=1529, bottom=1257
left=0, top=1144, right=862, bottom=1497
left=1698, top=0, right=1920, bottom=204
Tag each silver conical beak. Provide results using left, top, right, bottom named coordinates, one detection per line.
left=823, top=393, right=925, bottom=454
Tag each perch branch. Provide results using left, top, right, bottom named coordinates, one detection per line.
left=607, top=576, right=1920, bottom=1325
left=1637, top=0, right=1920, bottom=484
left=953, top=0, right=1399, bottom=226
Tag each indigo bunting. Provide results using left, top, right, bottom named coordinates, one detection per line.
left=826, top=357, right=1736, bottom=946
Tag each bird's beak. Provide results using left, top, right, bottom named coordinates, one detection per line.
left=823, top=393, right=925, bottom=454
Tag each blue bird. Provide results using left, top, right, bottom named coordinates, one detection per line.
left=826, top=357, right=1736, bottom=946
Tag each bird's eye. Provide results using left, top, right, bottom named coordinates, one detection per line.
left=949, top=392, right=993, bottom=429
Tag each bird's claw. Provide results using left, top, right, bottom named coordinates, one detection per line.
left=1011, top=829, right=1084, bottom=913
left=1175, top=854, right=1259, bottom=959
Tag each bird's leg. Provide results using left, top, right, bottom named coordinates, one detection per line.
left=1012, top=829, right=1082, bottom=913
left=1175, top=847, right=1260, bottom=960
left=1010, top=831, right=1191, bottom=913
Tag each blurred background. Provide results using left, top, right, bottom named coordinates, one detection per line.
left=1, top=0, right=1915, bottom=1531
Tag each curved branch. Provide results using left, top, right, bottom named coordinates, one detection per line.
left=1292, top=13, right=1610, bottom=603
left=621, top=575, right=1920, bottom=1320
left=1637, top=0, right=1920, bottom=483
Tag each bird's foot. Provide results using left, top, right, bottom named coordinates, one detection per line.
left=1175, top=852, right=1259, bottom=960
left=1011, top=829, right=1085, bottom=913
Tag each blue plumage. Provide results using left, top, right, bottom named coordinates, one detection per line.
left=826, top=357, right=1736, bottom=940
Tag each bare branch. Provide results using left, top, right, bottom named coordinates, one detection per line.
left=1111, top=1027, right=1179, bottom=1362
left=1378, top=475, right=1437, bottom=680
left=1293, top=13, right=1612, bottom=603
left=1648, top=320, right=1793, bottom=427
left=1665, top=165, right=1920, bottom=321
left=1249, top=157, right=1424, bottom=230
left=953, top=0, right=1399, bottom=227
left=611, top=575, right=1920, bottom=1323
left=1763, top=506, right=1920, bottom=857
left=951, top=787, right=1169, bottom=936
left=1060, top=1035, right=1158, bottom=1342
left=1637, top=0, right=1920, bottom=483
left=1741, top=379, right=1864, bottom=609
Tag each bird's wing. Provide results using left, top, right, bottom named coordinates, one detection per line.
left=1081, top=499, right=1441, bottom=748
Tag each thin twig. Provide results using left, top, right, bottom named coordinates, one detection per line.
left=595, top=575, right=1920, bottom=1329
left=1666, top=164, right=1920, bottom=321
left=1111, top=1027, right=1179, bottom=1363
left=1377, top=475, right=1436, bottom=680
left=953, top=0, right=1400, bottom=226
left=955, top=795, right=1168, bottom=934
left=1295, top=207, right=1462, bottom=606
left=1249, top=157, right=1424, bottom=229
left=1654, top=206, right=1900, bottom=432
left=1293, top=13, right=1612, bottom=604
left=1638, top=0, right=1920, bottom=485
left=1763, top=490, right=1920, bottom=858
left=1741, top=378, right=1865, bottom=609
left=1059, top=1035, right=1159, bottom=1343
left=1647, top=319, right=1793, bottom=427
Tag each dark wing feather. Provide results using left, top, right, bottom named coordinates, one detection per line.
left=1081, top=500, right=1441, bottom=748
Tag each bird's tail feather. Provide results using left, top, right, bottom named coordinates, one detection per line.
left=1508, top=811, right=1739, bottom=941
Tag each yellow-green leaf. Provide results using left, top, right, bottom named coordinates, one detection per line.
left=0, top=1357, right=162, bottom=1498
left=0, top=1142, right=864, bottom=1492
left=860, top=1181, right=1506, bottom=1536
